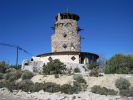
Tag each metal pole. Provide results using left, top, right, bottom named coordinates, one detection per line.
left=16, top=46, right=19, bottom=67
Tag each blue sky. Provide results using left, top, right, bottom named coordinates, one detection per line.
left=0, top=0, right=133, bottom=65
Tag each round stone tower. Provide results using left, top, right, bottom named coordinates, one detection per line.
left=51, top=13, right=81, bottom=52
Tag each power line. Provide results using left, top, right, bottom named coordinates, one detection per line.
left=0, top=43, right=32, bottom=67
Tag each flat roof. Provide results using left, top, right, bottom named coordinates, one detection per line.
left=36, top=51, right=99, bottom=58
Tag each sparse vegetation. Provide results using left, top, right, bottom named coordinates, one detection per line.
left=0, top=73, right=3, bottom=79
left=0, top=61, right=8, bottom=73
left=91, top=85, right=118, bottom=95
left=43, top=82, right=60, bottom=93
left=115, top=78, right=130, bottom=90
left=33, top=82, right=44, bottom=92
left=18, top=79, right=34, bottom=92
left=87, top=62, right=99, bottom=70
left=60, top=84, right=73, bottom=94
left=89, top=68, right=99, bottom=77
left=21, top=71, right=34, bottom=80
left=73, top=74, right=86, bottom=84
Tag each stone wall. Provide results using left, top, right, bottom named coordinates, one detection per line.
left=51, top=13, right=81, bottom=52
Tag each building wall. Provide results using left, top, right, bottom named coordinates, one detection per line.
left=32, top=54, right=80, bottom=64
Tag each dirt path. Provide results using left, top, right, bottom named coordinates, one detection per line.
left=0, top=92, right=32, bottom=100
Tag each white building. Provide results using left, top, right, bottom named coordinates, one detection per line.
left=22, top=12, right=99, bottom=73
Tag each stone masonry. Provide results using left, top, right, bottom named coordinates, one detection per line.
left=51, top=13, right=81, bottom=52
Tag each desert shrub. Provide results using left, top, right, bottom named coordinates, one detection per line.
left=54, top=74, right=59, bottom=78
left=43, top=82, right=60, bottom=93
left=0, top=80, right=7, bottom=88
left=66, top=68, right=73, bottom=75
left=33, top=82, right=44, bottom=92
left=3, top=72, right=17, bottom=82
left=74, top=68, right=80, bottom=73
left=87, top=62, right=99, bottom=70
left=115, top=78, right=130, bottom=90
left=60, top=82, right=84, bottom=94
left=119, top=87, right=133, bottom=96
left=18, top=79, right=34, bottom=92
left=0, top=61, right=8, bottom=73
left=91, top=85, right=117, bottom=95
left=89, top=68, right=99, bottom=77
left=6, top=81, right=18, bottom=92
left=43, top=59, right=66, bottom=75
left=60, top=84, right=73, bottom=94
left=21, top=71, right=34, bottom=80
left=5, top=68, right=16, bottom=73
left=72, top=81, right=82, bottom=93
left=15, top=70, right=23, bottom=79
left=73, top=75, right=86, bottom=84
left=0, top=80, right=18, bottom=92
left=79, top=82, right=88, bottom=91
left=0, top=73, right=3, bottom=79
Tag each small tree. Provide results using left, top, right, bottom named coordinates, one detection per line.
left=105, top=54, right=133, bottom=74
left=43, top=59, right=66, bottom=75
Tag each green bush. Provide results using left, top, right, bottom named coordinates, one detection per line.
left=6, top=81, right=18, bottom=92
left=0, top=80, right=18, bottom=92
left=60, top=84, right=74, bottom=94
left=0, top=73, right=3, bottom=79
left=3, top=73, right=17, bottom=82
left=0, top=61, right=8, bottom=73
left=5, top=68, right=16, bottom=73
left=0, top=80, right=5, bottom=88
left=60, top=82, right=83, bottom=94
left=43, top=82, right=60, bottom=93
left=115, top=78, right=130, bottom=90
left=87, top=62, right=99, bottom=70
left=15, top=70, right=23, bottom=79
left=72, top=81, right=82, bottom=93
left=43, top=59, right=66, bottom=75
left=73, top=74, right=86, bottom=84
left=91, top=85, right=117, bottom=95
left=18, top=79, right=34, bottom=92
left=89, top=68, right=99, bottom=77
left=3, top=70, right=23, bottom=81
left=21, top=71, right=34, bottom=80
left=74, top=68, right=80, bottom=73
left=33, top=82, right=44, bottom=92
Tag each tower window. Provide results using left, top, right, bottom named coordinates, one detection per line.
left=63, top=44, right=67, bottom=49
left=71, top=56, right=76, bottom=61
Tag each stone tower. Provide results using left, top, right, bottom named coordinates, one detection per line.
left=51, top=13, right=81, bottom=52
